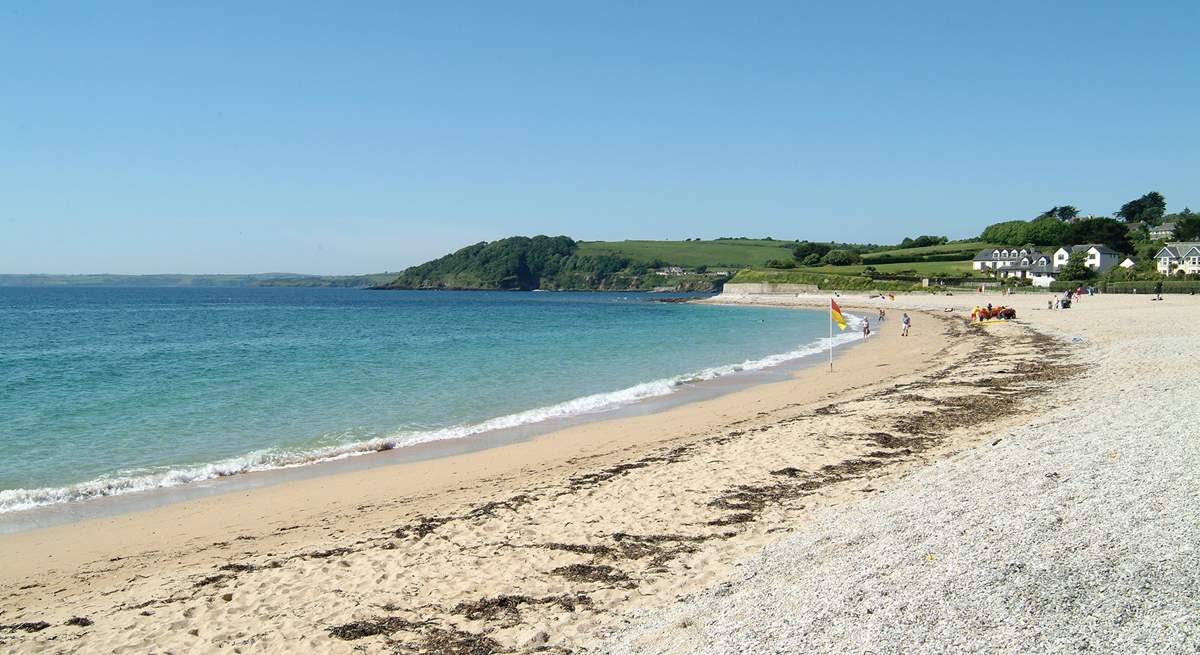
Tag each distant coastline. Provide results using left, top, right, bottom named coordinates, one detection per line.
left=0, top=273, right=394, bottom=288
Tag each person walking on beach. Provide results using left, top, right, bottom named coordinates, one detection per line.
left=901, top=313, right=911, bottom=337
left=863, top=318, right=871, bottom=338
left=878, top=308, right=886, bottom=322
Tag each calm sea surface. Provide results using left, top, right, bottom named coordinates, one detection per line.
left=0, top=288, right=848, bottom=513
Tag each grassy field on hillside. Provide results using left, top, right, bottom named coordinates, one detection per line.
left=866, top=241, right=993, bottom=258
left=728, top=269, right=921, bottom=291
left=574, top=239, right=993, bottom=270
left=797, top=260, right=974, bottom=276
left=576, top=239, right=796, bottom=268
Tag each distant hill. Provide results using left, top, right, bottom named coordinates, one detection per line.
left=0, top=273, right=390, bottom=288
left=576, top=238, right=798, bottom=269
left=252, top=274, right=397, bottom=288
left=376, top=236, right=753, bottom=291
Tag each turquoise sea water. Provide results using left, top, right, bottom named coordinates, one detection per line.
left=0, top=288, right=853, bottom=513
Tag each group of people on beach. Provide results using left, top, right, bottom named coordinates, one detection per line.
left=972, top=304, right=1017, bottom=321
left=1049, top=286, right=1092, bottom=310
left=862, top=308, right=910, bottom=338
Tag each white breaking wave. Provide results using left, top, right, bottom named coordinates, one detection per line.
left=0, top=318, right=864, bottom=515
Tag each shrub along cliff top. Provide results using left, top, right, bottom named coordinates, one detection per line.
left=378, top=235, right=627, bottom=290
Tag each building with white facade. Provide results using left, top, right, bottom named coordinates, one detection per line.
left=1149, top=223, right=1177, bottom=240
left=972, top=244, right=1122, bottom=287
left=1155, top=242, right=1200, bottom=275
left=1052, top=244, right=1121, bottom=273
left=972, top=247, right=1046, bottom=271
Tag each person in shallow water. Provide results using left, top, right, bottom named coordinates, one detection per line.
left=862, top=318, right=871, bottom=338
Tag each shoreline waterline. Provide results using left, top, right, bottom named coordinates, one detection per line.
left=0, top=305, right=866, bottom=532
left=5, top=294, right=1193, bottom=655
left=0, top=295, right=957, bottom=653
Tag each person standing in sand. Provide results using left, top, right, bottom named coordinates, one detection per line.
left=901, top=313, right=911, bottom=337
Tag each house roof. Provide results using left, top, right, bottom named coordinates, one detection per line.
left=1069, top=243, right=1119, bottom=255
left=1152, top=222, right=1177, bottom=233
left=972, top=247, right=1044, bottom=262
left=1159, top=242, right=1200, bottom=259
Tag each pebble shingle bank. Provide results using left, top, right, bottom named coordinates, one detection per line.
left=602, top=321, right=1200, bottom=654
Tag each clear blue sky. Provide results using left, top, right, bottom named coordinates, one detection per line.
left=2, top=1, right=1197, bottom=274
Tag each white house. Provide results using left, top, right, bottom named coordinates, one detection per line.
left=973, top=243, right=1122, bottom=287
left=1119, top=257, right=1137, bottom=269
left=1052, top=244, right=1121, bottom=273
left=972, top=248, right=1061, bottom=286
left=1149, top=222, right=1177, bottom=240
left=1155, top=242, right=1200, bottom=275
left=972, top=247, right=1044, bottom=271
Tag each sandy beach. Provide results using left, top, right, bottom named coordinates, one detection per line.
left=2, top=291, right=1196, bottom=653
left=605, top=290, right=1200, bottom=654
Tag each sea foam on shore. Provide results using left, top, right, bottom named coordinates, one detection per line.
left=0, top=324, right=862, bottom=515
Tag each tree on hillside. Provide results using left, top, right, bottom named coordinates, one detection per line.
left=1116, top=191, right=1167, bottom=224
left=1058, top=251, right=1095, bottom=280
left=1036, top=205, right=1079, bottom=222
left=1174, top=209, right=1200, bottom=241
left=898, top=235, right=948, bottom=248
left=980, top=220, right=1028, bottom=244
left=792, top=241, right=832, bottom=261
left=1127, top=221, right=1150, bottom=243
left=1024, top=216, right=1070, bottom=246
left=1056, top=205, right=1079, bottom=221
left=822, top=249, right=861, bottom=265
left=1064, top=217, right=1134, bottom=254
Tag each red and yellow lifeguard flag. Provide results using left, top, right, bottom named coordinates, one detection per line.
left=830, top=299, right=847, bottom=330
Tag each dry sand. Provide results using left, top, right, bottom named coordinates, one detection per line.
left=605, top=290, right=1200, bottom=654
left=2, top=290, right=1185, bottom=653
